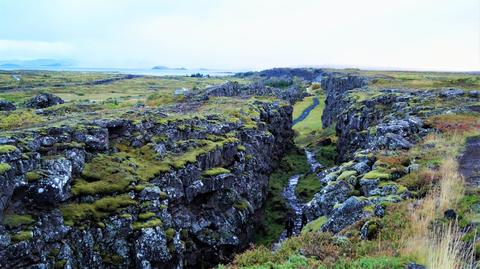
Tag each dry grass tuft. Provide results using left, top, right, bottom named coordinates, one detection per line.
left=427, top=223, right=475, bottom=269
left=402, top=152, right=473, bottom=268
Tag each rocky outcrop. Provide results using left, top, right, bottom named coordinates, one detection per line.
left=304, top=73, right=479, bottom=237
left=235, top=68, right=324, bottom=82
left=196, top=81, right=308, bottom=104
left=0, top=101, right=294, bottom=268
left=0, top=101, right=16, bottom=111
left=26, top=93, right=64, bottom=109
left=321, top=74, right=369, bottom=128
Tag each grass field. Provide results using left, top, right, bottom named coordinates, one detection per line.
left=325, top=69, right=480, bottom=89
left=293, top=95, right=325, bottom=147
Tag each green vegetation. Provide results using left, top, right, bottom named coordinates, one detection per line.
left=11, top=230, right=33, bottom=242
left=60, top=194, right=136, bottom=226
left=72, top=136, right=238, bottom=196
left=132, top=218, right=163, bottom=230
left=138, top=212, right=156, bottom=220
left=335, top=69, right=480, bottom=89
left=0, top=145, right=17, bottom=153
left=165, top=228, right=176, bottom=240
left=300, top=216, right=327, bottom=234
left=25, top=170, right=44, bottom=182
left=2, top=214, right=35, bottom=228
left=337, top=170, right=357, bottom=181
left=234, top=199, right=251, bottom=211
left=54, top=259, right=67, bottom=269
left=293, top=95, right=325, bottom=147
left=202, top=167, right=231, bottom=177
left=362, top=170, right=391, bottom=180
left=72, top=154, right=138, bottom=196
left=0, top=163, right=12, bottom=174
left=295, top=173, right=322, bottom=202
left=0, top=110, right=44, bottom=130
left=255, top=151, right=310, bottom=246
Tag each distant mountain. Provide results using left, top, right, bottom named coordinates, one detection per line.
left=0, top=59, right=77, bottom=68
left=152, top=65, right=187, bottom=70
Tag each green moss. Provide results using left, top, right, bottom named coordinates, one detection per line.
left=138, top=212, right=156, bottom=220
left=132, top=218, right=163, bottom=230
left=11, top=230, right=33, bottom=242
left=119, top=213, right=132, bottom=219
left=337, top=170, right=358, bottom=181
left=295, top=173, right=322, bottom=202
left=101, top=253, right=124, bottom=266
left=363, top=170, right=391, bottom=180
left=134, top=184, right=147, bottom=192
left=180, top=229, right=189, bottom=240
left=54, top=259, right=67, bottom=269
left=49, top=248, right=60, bottom=258
left=0, top=110, right=45, bottom=130
left=2, top=214, right=35, bottom=228
left=237, top=145, right=246, bottom=151
left=159, top=191, right=168, bottom=200
left=165, top=228, right=176, bottom=240
left=233, top=199, right=250, bottom=211
left=0, top=145, right=17, bottom=154
left=169, top=138, right=239, bottom=169
left=202, top=167, right=231, bottom=177
left=140, top=201, right=151, bottom=208
left=25, top=170, right=43, bottom=182
left=0, top=163, right=12, bottom=174
left=72, top=154, right=137, bottom=196
left=301, top=216, right=327, bottom=234
left=60, top=194, right=136, bottom=226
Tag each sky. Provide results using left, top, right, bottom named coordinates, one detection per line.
left=0, top=0, right=479, bottom=71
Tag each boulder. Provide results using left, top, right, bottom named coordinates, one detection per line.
left=27, top=158, right=72, bottom=205
left=440, top=88, right=464, bottom=98
left=26, top=93, right=64, bottom=109
left=0, top=100, right=16, bottom=111
left=305, top=180, right=352, bottom=218
left=322, top=197, right=373, bottom=234
left=134, top=227, right=171, bottom=267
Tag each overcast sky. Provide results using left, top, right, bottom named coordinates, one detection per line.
left=0, top=0, right=479, bottom=71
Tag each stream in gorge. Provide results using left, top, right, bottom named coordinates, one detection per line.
left=274, top=97, right=323, bottom=246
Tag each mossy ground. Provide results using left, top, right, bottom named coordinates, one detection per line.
left=293, top=94, right=326, bottom=147
left=0, top=163, right=12, bottom=174
left=60, top=194, right=136, bottom=226
left=202, top=167, right=231, bottom=177
left=2, top=214, right=35, bottom=228
left=295, top=173, right=322, bottom=202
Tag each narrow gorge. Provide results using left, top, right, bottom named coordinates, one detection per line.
left=0, top=69, right=479, bottom=269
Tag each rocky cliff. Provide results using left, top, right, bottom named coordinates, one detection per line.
left=305, top=73, right=480, bottom=237
left=0, top=100, right=294, bottom=268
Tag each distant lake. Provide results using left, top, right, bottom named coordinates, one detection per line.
left=0, top=66, right=247, bottom=77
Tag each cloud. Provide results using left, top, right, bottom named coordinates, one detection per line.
left=0, top=39, right=74, bottom=59
left=0, top=0, right=478, bottom=70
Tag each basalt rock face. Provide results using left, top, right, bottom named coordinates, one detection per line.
left=321, top=73, right=369, bottom=128
left=305, top=73, right=480, bottom=236
left=321, top=74, right=428, bottom=162
left=0, top=102, right=294, bottom=268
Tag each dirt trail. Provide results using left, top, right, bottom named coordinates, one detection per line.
left=459, top=137, right=480, bottom=188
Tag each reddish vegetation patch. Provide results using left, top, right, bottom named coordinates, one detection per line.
left=426, top=114, right=480, bottom=133
left=377, top=152, right=410, bottom=167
